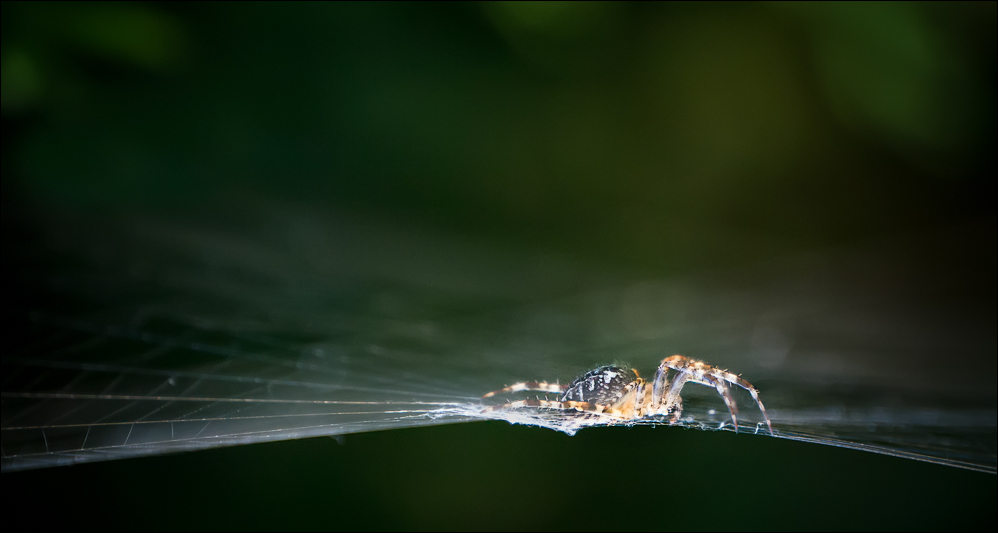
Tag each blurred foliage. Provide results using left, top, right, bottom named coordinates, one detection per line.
left=1, top=3, right=183, bottom=110
left=2, top=2, right=995, bottom=275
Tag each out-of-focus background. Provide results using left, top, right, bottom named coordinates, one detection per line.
left=2, top=2, right=995, bottom=530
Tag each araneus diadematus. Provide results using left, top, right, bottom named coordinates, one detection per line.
left=482, top=355, right=773, bottom=434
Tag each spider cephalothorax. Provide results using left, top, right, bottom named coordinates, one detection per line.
left=483, top=355, right=773, bottom=434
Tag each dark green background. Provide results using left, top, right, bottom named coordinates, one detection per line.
left=5, top=2, right=995, bottom=273
left=2, top=2, right=995, bottom=530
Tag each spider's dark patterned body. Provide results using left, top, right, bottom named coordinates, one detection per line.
left=561, top=365, right=635, bottom=405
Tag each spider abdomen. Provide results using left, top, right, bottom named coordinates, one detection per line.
left=560, top=365, right=634, bottom=405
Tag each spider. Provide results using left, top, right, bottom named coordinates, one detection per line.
left=482, top=355, right=773, bottom=434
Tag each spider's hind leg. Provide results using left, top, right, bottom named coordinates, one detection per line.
left=481, top=381, right=568, bottom=398
left=481, top=398, right=602, bottom=414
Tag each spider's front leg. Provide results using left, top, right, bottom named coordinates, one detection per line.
left=652, top=355, right=773, bottom=434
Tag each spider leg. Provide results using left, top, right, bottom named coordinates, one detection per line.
left=717, top=370, right=773, bottom=435
left=481, top=398, right=604, bottom=414
left=705, top=376, right=740, bottom=430
left=652, top=369, right=689, bottom=420
left=658, top=361, right=740, bottom=430
left=655, top=355, right=773, bottom=434
left=481, top=381, right=568, bottom=398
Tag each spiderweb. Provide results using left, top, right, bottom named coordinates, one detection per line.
left=3, top=207, right=995, bottom=473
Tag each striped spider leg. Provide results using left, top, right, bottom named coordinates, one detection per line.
left=651, top=355, right=773, bottom=434
left=482, top=379, right=568, bottom=398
